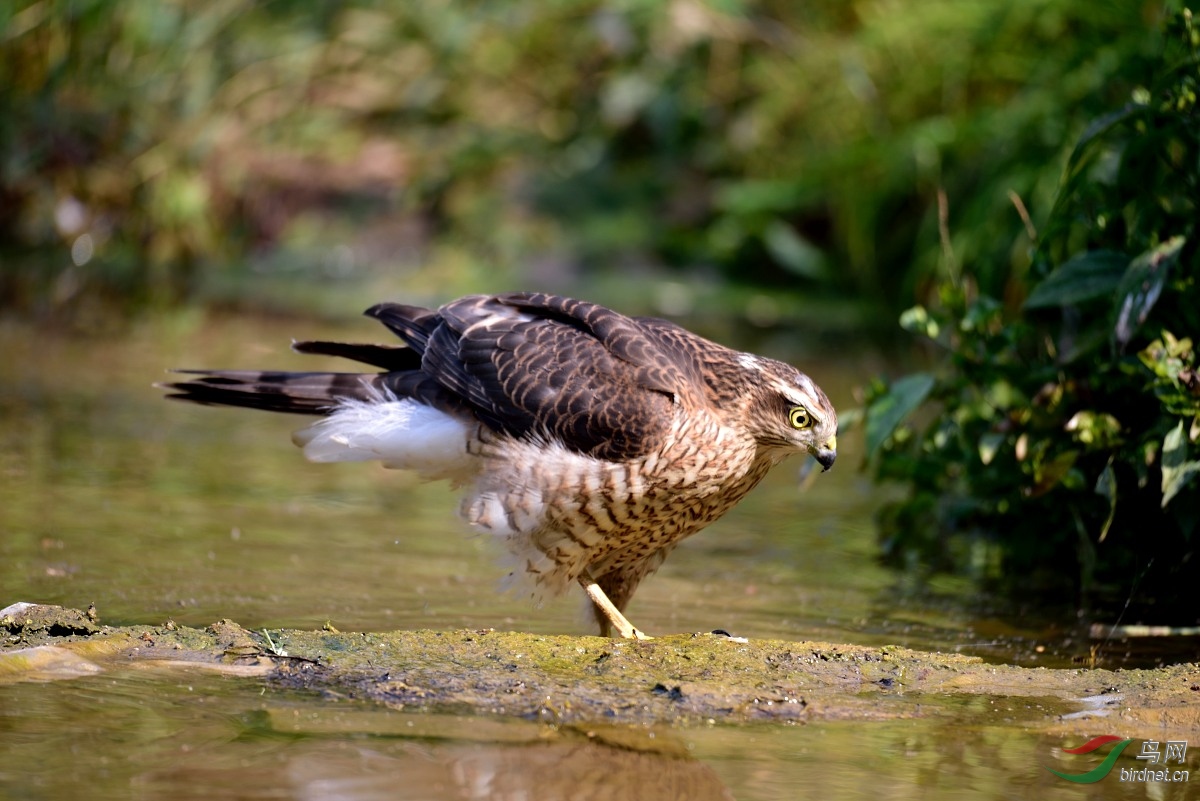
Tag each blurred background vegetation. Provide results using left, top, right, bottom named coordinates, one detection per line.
left=4, top=0, right=1197, bottom=627
left=0, top=0, right=1172, bottom=327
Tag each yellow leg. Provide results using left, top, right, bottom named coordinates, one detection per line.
left=577, top=573, right=652, bottom=640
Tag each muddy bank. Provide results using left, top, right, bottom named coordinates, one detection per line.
left=3, top=603, right=1198, bottom=736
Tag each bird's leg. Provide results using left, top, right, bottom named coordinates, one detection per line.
left=577, top=572, right=651, bottom=640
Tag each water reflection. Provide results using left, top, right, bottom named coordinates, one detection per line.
left=4, top=665, right=1193, bottom=801
left=138, top=732, right=736, bottom=801
left=0, top=664, right=737, bottom=800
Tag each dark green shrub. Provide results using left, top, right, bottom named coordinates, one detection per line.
left=864, top=9, right=1200, bottom=621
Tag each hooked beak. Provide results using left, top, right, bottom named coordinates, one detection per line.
left=813, top=435, right=837, bottom=472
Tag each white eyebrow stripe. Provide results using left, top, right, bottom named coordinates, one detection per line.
left=769, top=376, right=821, bottom=410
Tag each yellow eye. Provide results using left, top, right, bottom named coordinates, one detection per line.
left=788, top=406, right=811, bottom=430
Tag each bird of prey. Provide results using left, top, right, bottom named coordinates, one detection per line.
left=163, top=292, right=837, bottom=639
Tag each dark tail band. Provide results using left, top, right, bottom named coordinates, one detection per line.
left=159, top=370, right=383, bottom=415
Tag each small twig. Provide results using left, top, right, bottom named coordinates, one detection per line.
left=937, top=187, right=959, bottom=284
left=267, top=653, right=322, bottom=665
left=261, top=628, right=288, bottom=657
left=228, top=632, right=321, bottom=665
left=1090, top=558, right=1155, bottom=652
left=1089, top=623, right=1200, bottom=638
left=1007, top=189, right=1037, bottom=242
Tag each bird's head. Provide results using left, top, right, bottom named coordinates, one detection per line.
left=739, top=355, right=838, bottom=470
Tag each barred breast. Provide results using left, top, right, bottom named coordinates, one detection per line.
left=461, top=407, right=773, bottom=601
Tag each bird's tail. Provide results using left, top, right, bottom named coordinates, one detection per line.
left=159, top=369, right=390, bottom=415
left=160, top=335, right=433, bottom=415
left=160, top=323, right=480, bottom=478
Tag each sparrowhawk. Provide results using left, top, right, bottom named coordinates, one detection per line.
left=163, top=292, right=838, bottom=639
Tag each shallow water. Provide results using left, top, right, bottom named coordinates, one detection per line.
left=1, top=311, right=1195, bottom=800
left=2, top=662, right=1193, bottom=801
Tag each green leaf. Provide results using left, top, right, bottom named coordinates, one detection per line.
left=978, top=432, right=1004, bottom=465
left=865, top=372, right=936, bottom=458
left=1138, top=330, right=1197, bottom=385
left=1113, top=236, right=1185, bottom=348
left=899, top=305, right=939, bottom=339
left=1023, top=250, right=1129, bottom=309
left=1028, top=450, right=1078, bottom=497
left=1162, top=421, right=1200, bottom=508
left=713, top=180, right=811, bottom=216
left=1042, top=103, right=1149, bottom=233
left=1063, top=104, right=1146, bottom=181
left=1064, top=410, right=1122, bottom=449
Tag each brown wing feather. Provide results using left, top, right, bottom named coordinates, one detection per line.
left=419, top=293, right=703, bottom=461
left=631, top=317, right=748, bottom=408
left=365, top=303, right=443, bottom=352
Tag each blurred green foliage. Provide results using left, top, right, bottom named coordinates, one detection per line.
left=0, top=0, right=1169, bottom=321
left=864, top=8, right=1200, bottom=620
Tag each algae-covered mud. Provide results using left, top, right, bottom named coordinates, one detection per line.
left=4, top=604, right=1198, bottom=735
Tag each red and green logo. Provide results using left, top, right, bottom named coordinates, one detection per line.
left=1046, top=735, right=1134, bottom=783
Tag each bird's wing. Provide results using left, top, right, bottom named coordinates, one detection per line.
left=370, top=292, right=702, bottom=461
